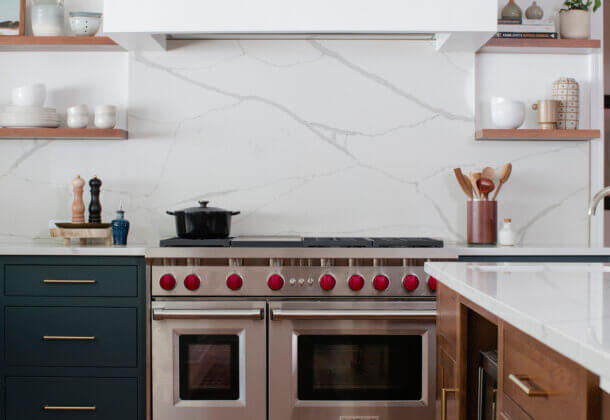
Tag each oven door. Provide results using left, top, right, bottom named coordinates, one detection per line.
left=152, top=300, right=266, bottom=420
left=268, top=300, right=436, bottom=420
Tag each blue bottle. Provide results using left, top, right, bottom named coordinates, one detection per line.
left=111, top=204, right=130, bottom=245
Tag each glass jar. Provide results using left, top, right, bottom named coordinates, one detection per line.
left=31, top=0, right=64, bottom=36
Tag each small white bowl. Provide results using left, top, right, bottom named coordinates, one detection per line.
left=69, top=12, right=102, bottom=37
left=67, top=104, right=88, bottom=115
left=94, top=105, right=116, bottom=129
left=11, top=84, right=46, bottom=107
left=490, top=96, right=525, bottom=129
left=67, top=114, right=89, bottom=128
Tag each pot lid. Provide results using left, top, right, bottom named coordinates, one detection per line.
left=175, top=201, right=239, bottom=215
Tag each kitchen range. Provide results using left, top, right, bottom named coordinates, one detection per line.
left=149, top=236, right=444, bottom=420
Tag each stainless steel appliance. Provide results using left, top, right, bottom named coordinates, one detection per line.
left=149, top=237, right=447, bottom=420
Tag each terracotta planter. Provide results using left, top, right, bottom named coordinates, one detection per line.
left=560, top=10, right=591, bottom=39
left=467, top=201, right=497, bottom=245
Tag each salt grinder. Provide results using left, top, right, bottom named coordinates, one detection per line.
left=88, top=176, right=102, bottom=224
left=71, top=175, right=86, bottom=223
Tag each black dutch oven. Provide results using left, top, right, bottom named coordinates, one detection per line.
left=166, top=201, right=240, bottom=239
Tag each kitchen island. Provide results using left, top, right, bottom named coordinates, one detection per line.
left=425, top=261, right=610, bottom=420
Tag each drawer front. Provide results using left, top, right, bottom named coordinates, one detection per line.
left=503, top=323, right=590, bottom=420
left=6, top=307, right=137, bottom=367
left=501, top=393, right=533, bottom=420
left=6, top=377, right=137, bottom=420
left=5, top=265, right=137, bottom=297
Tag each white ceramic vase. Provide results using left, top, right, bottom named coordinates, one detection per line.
left=559, top=10, right=590, bottom=39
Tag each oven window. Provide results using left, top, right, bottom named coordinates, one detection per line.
left=298, top=335, right=422, bottom=401
left=179, top=335, right=239, bottom=400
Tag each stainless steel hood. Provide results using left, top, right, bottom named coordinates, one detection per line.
left=103, top=0, right=497, bottom=52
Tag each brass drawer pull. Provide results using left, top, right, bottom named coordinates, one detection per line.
left=43, top=405, right=96, bottom=411
left=43, top=280, right=96, bottom=284
left=508, top=374, right=548, bottom=397
left=441, top=388, right=459, bottom=420
left=43, top=336, right=96, bottom=341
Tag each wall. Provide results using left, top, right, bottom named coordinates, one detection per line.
left=0, top=39, right=590, bottom=246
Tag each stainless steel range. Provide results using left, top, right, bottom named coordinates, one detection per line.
left=149, top=237, right=448, bottom=420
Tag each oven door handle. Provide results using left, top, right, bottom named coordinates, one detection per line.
left=152, top=309, right=264, bottom=320
left=270, top=309, right=436, bottom=321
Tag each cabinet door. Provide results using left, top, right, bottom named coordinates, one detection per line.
left=437, top=347, right=459, bottom=420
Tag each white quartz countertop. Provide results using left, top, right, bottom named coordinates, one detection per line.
left=424, top=261, right=610, bottom=392
left=0, top=242, right=147, bottom=256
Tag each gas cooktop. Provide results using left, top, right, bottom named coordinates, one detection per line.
left=159, top=236, right=443, bottom=248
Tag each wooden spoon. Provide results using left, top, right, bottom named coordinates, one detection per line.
left=477, top=177, right=495, bottom=200
left=470, top=173, right=481, bottom=199
left=491, top=163, right=512, bottom=201
left=453, top=168, right=473, bottom=199
left=482, top=166, right=496, bottom=181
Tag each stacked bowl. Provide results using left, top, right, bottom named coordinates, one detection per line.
left=0, top=84, right=60, bottom=128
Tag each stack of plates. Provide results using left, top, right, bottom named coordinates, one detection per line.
left=0, top=106, right=60, bottom=128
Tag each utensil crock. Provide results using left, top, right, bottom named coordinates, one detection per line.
left=467, top=201, right=497, bottom=245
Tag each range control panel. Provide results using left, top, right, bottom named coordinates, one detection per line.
left=151, top=258, right=438, bottom=297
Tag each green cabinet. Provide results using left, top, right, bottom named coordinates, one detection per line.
left=0, top=256, right=146, bottom=420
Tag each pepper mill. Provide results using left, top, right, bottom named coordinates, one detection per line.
left=71, top=175, right=86, bottom=223
left=88, top=176, right=102, bottom=224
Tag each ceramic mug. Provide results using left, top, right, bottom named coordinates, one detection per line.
left=532, top=100, right=560, bottom=129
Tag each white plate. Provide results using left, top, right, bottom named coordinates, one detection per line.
left=3, top=106, right=56, bottom=113
left=0, top=121, right=60, bottom=128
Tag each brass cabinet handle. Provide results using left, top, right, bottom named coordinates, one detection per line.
left=508, top=374, right=548, bottom=397
left=441, top=388, right=459, bottom=420
left=43, top=336, right=96, bottom=341
left=43, top=405, right=96, bottom=411
left=43, top=280, right=96, bottom=284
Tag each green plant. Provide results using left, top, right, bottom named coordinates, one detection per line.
left=562, top=0, right=602, bottom=12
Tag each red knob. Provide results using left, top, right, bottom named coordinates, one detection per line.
left=373, top=274, right=390, bottom=291
left=268, top=274, right=284, bottom=291
left=319, top=274, right=336, bottom=291
left=403, top=274, right=420, bottom=292
left=348, top=274, right=365, bottom=291
left=184, top=274, right=200, bottom=291
left=227, top=274, right=243, bottom=291
left=160, top=274, right=176, bottom=291
left=428, top=276, right=438, bottom=292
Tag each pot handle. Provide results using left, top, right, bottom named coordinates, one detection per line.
left=198, top=200, right=210, bottom=207
left=166, top=211, right=175, bottom=216
left=231, top=211, right=241, bottom=216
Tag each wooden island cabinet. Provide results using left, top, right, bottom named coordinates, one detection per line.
left=437, top=282, right=609, bottom=420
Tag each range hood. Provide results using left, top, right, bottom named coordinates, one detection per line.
left=103, top=0, right=496, bottom=52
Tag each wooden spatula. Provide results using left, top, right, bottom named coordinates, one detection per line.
left=491, top=163, right=512, bottom=201
left=454, top=168, right=473, bottom=199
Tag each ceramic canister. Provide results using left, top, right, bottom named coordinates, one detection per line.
left=552, top=78, right=579, bottom=130
left=532, top=100, right=561, bottom=129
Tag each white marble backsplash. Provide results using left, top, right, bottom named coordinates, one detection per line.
left=0, top=40, right=589, bottom=245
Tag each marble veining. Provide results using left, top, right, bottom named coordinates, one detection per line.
left=0, top=40, right=589, bottom=245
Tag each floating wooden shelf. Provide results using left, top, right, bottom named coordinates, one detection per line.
left=478, top=38, right=601, bottom=55
left=0, top=36, right=123, bottom=52
left=0, top=128, right=128, bottom=140
left=475, top=129, right=601, bottom=141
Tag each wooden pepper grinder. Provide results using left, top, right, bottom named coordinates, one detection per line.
left=88, top=176, right=102, bottom=224
left=71, top=175, right=86, bottom=223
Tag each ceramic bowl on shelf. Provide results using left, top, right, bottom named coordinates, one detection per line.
left=66, top=104, right=89, bottom=128
left=11, top=84, right=46, bottom=107
left=94, top=105, right=116, bottom=129
left=490, top=96, right=525, bottom=129
left=69, top=12, right=102, bottom=36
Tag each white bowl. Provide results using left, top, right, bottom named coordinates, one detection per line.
left=11, top=84, right=46, bottom=107
left=69, top=12, right=102, bottom=37
left=67, top=104, right=89, bottom=115
left=490, top=97, right=525, bottom=129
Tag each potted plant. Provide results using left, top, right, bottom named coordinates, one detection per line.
left=560, top=0, right=602, bottom=39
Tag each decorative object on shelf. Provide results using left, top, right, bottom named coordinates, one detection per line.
left=552, top=78, right=579, bottom=129
left=0, top=0, right=24, bottom=35
left=69, top=12, right=102, bottom=36
left=11, top=83, right=45, bottom=106
left=31, top=0, right=64, bottom=36
left=490, top=97, right=525, bottom=129
left=0, top=83, right=61, bottom=128
left=94, top=105, right=116, bottom=129
left=111, top=203, right=130, bottom=245
left=50, top=226, right=112, bottom=246
left=525, top=1, right=544, bottom=19
left=66, top=104, right=89, bottom=128
left=501, top=0, right=523, bottom=20
left=71, top=175, right=86, bottom=223
left=496, top=17, right=557, bottom=39
left=498, top=218, right=516, bottom=246
left=532, top=100, right=560, bottom=129
left=88, top=176, right=102, bottom=223
left=559, top=0, right=601, bottom=39
left=467, top=200, right=497, bottom=245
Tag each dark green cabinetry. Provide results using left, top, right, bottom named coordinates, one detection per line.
left=0, top=256, right=146, bottom=420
